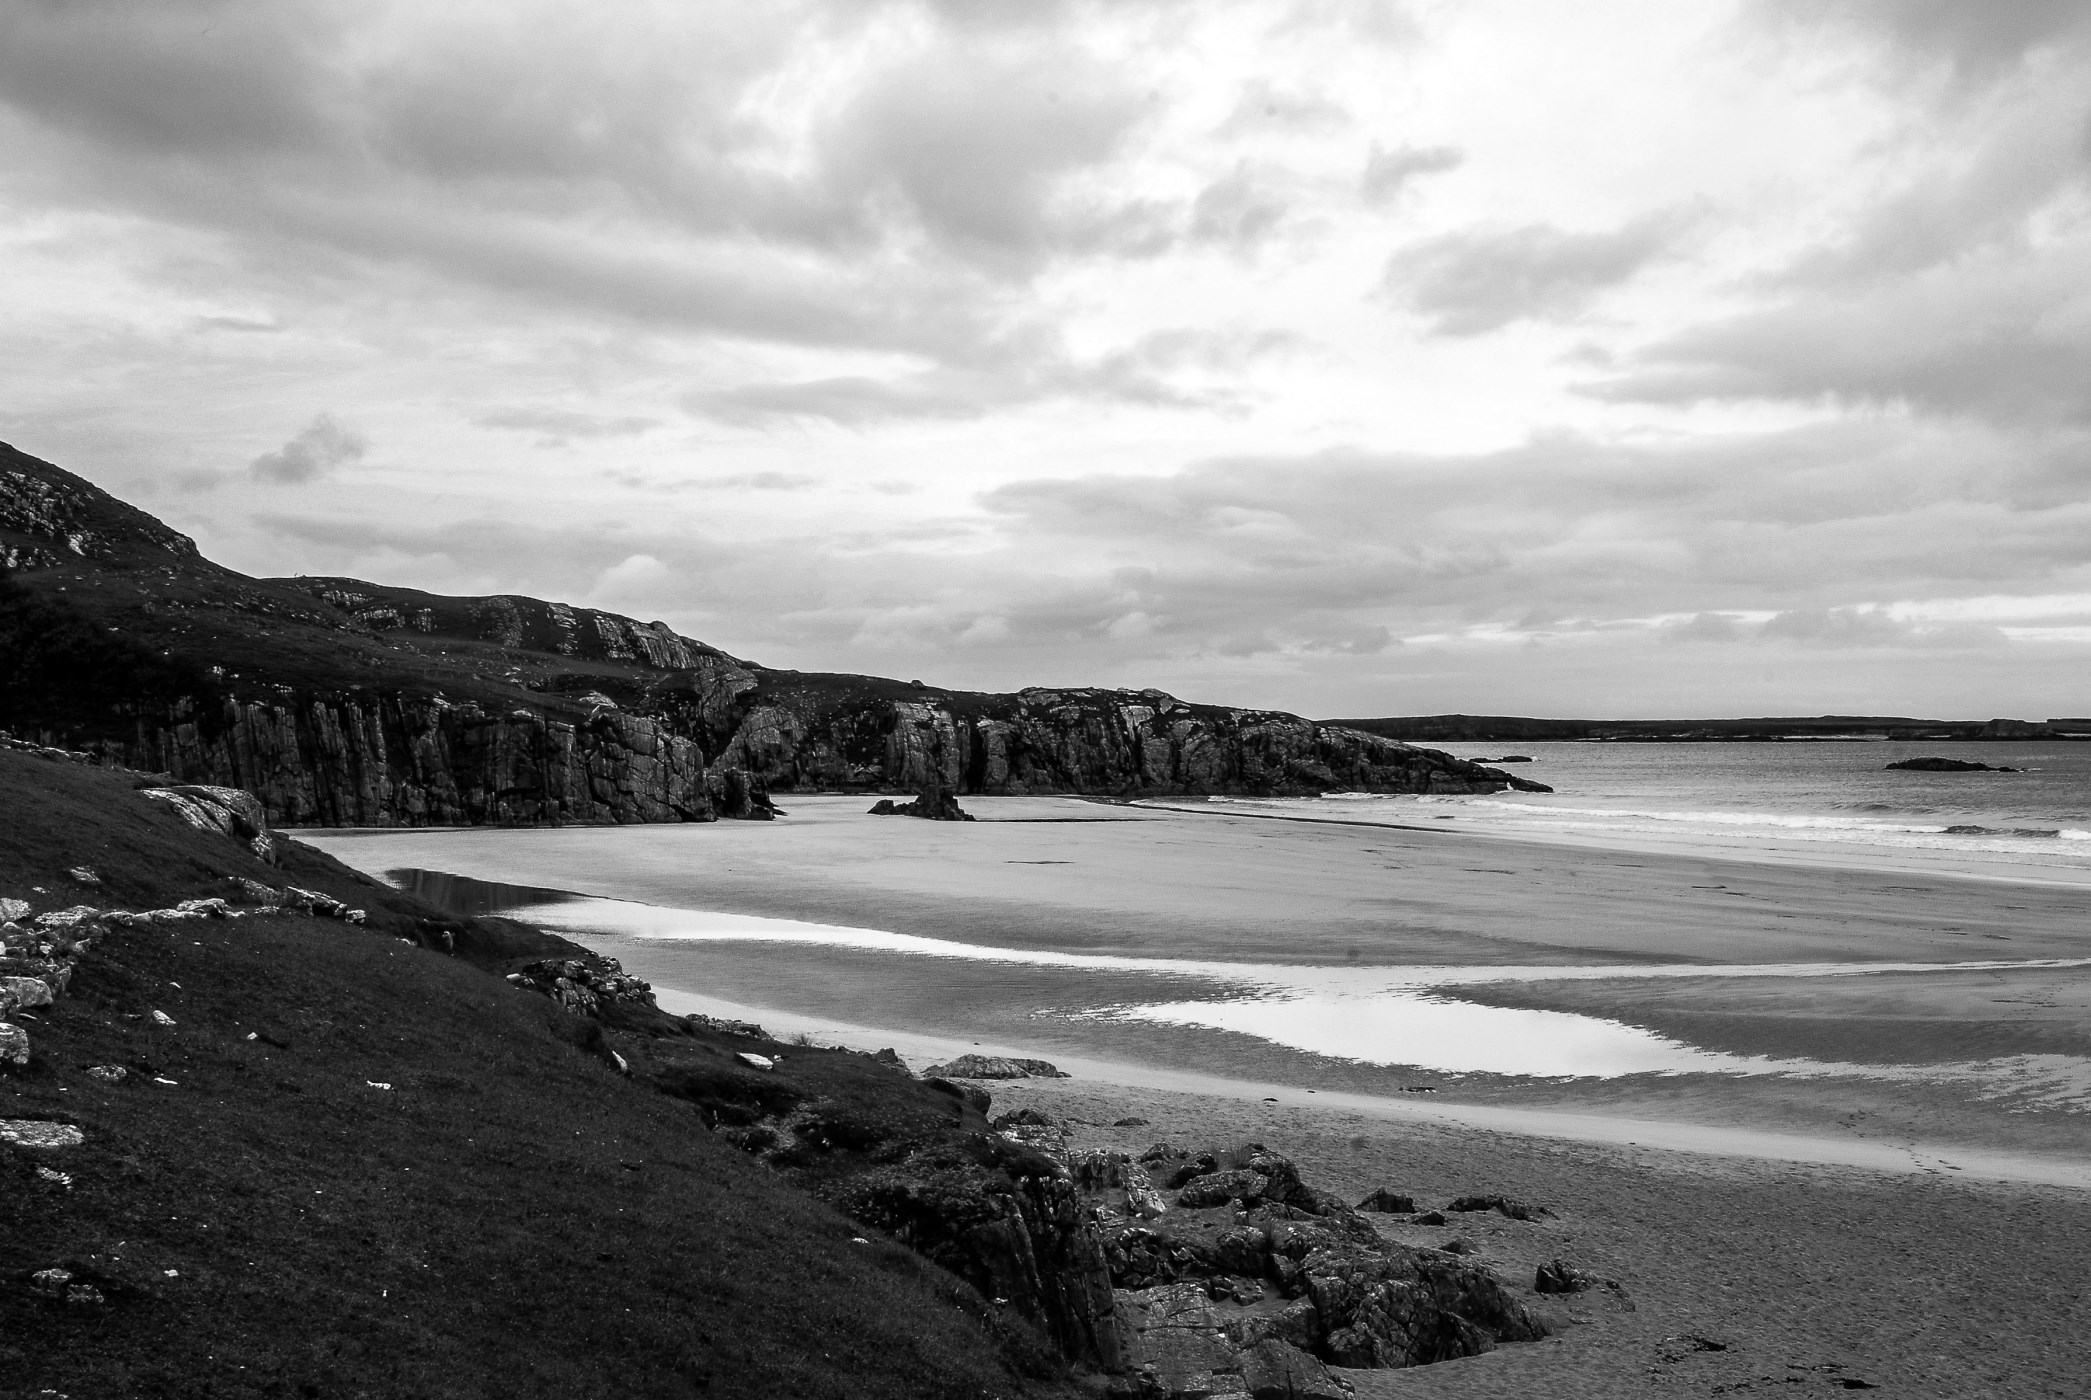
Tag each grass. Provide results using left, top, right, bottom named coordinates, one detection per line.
left=1, top=750, right=1086, bottom=1399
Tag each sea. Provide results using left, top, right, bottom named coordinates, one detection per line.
left=1165, top=739, right=2091, bottom=879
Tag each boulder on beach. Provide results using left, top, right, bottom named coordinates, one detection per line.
left=867, top=790, right=977, bottom=821
left=920, top=1053, right=1068, bottom=1080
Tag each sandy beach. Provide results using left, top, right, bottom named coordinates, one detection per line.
left=299, top=795, right=2091, bottom=1393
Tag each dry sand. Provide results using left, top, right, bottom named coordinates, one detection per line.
left=983, top=1074, right=2091, bottom=1398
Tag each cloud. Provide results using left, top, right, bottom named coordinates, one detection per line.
left=1215, top=81, right=1349, bottom=137
left=1359, top=143, right=1461, bottom=204
left=1383, top=210, right=1694, bottom=336
left=1586, top=243, right=2091, bottom=424
left=476, top=408, right=658, bottom=446
left=684, top=328, right=1278, bottom=424
left=1756, top=0, right=2091, bottom=85
left=250, top=414, right=366, bottom=484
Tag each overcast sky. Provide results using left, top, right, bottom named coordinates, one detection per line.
left=5, top=0, right=2089, bottom=719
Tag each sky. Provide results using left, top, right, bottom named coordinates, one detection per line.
left=4, top=0, right=2090, bottom=720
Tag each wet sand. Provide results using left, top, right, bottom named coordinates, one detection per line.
left=299, top=797, right=2091, bottom=1156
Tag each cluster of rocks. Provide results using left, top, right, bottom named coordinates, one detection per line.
left=507, top=957, right=653, bottom=1016
left=1, top=899, right=90, bottom=1069
left=0, top=733, right=97, bottom=765
left=1076, top=1142, right=1550, bottom=1396
left=0, top=881, right=366, bottom=1071
left=689, top=1039, right=1563, bottom=1397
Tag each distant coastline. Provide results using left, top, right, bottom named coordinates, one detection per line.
left=1328, top=713, right=2091, bottom=743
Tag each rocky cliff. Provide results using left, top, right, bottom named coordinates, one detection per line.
left=1, top=441, right=1546, bottom=826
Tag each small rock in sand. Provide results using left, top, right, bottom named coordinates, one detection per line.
left=150, top=1009, right=176, bottom=1027
left=87, top=1064, right=127, bottom=1083
left=1357, top=1188, right=1417, bottom=1214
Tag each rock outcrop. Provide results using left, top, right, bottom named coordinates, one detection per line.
left=1088, top=1142, right=1549, bottom=1395
left=3, top=440, right=1551, bottom=828
left=868, top=788, right=976, bottom=820
left=923, top=1055, right=1071, bottom=1080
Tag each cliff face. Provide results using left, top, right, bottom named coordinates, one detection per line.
left=2, top=441, right=1546, bottom=826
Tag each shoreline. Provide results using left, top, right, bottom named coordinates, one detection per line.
left=648, top=984, right=2091, bottom=1191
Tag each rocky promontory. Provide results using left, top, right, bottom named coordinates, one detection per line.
left=2, top=441, right=1548, bottom=830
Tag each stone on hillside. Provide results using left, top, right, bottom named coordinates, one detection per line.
left=66, top=866, right=101, bottom=886
left=0, top=1022, right=28, bottom=1066
left=921, top=1053, right=1068, bottom=1080
left=1, top=976, right=54, bottom=1012
left=140, top=784, right=280, bottom=863
left=87, top=1064, right=127, bottom=1083
left=685, top=1012, right=769, bottom=1038
left=736, top=1052, right=776, bottom=1071
left=1177, top=1168, right=1270, bottom=1209
left=0, top=898, right=29, bottom=923
left=0, top=1119, right=84, bottom=1148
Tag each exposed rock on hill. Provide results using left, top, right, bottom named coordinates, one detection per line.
left=1, top=441, right=1548, bottom=826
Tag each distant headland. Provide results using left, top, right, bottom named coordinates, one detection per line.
left=1325, top=714, right=2091, bottom=743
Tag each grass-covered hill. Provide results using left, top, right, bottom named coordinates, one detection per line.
left=1, top=439, right=1543, bottom=827
left=0, top=746, right=1088, bottom=1399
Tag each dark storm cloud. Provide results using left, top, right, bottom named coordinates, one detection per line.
left=250, top=414, right=365, bottom=484
left=1383, top=210, right=1695, bottom=336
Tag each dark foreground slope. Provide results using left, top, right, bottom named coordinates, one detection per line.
left=0, top=748, right=1087, bottom=1400
left=0, top=441, right=1542, bottom=827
